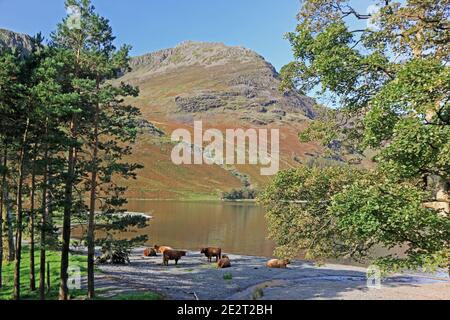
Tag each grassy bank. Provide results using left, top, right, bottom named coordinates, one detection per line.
left=0, top=246, right=163, bottom=300
left=0, top=246, right=87, bottom=300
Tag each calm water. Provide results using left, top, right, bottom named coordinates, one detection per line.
left=79, top=200, right=277, bottom=257
left=72, top=200, right=400, bottom=264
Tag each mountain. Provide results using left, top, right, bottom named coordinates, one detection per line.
left=0, top=30, right=323, bottom=199
left=0, top=28, right=33, bottom=53
left=119, top=41, right=323, bottom=200
left=124, top=41, right=318, bottom=122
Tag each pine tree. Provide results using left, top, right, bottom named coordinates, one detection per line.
left=51, top=0, right=144, bottom=299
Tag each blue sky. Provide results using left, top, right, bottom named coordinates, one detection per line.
left=0, top=0, right=375, bottom=71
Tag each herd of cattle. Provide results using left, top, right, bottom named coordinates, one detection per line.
left=143, top=245, right=291, bottom=269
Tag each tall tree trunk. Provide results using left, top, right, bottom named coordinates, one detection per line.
left=87, top=95, right=100, bottom=299
left=4, top=189, right=16, bottom=262
left=4, top=185, right=15, bottom=262
left=14, top=118, right=30, bottom=300
left=0, top=142, right=6, bottom=288
left=29, top=145, right=37, bottom=291
left=39, top=123, right=49, bottom=300
left=59, top=117, right=77, bottom=301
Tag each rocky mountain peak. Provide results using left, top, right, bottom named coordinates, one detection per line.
left=124, top=41, right=317, bottom=121
left=0, top=28, right=33, bottom=54
left=130, top=41, right=277, bottom=76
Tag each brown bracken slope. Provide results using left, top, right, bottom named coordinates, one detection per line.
left=118, top=41, right=324, bottom=200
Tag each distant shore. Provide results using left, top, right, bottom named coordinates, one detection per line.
left=127, top=198, right=259, bottom=203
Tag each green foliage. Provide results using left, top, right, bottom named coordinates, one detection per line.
left=282, top=0, right=449, bottom=170
left=0, top=0, right=145, bottom=299
left=260, top=165, right=371, bottom=261
left=273, top=0, right=450, bottom=272
left=98, top=292, right=162, bottom=301
left=330, top=179, right=449, bottom=272
left=222, top=188, right=258, bottom=200
left=223, top=272, right=233, bottom=281
left=96, top=240, right=131, bottom=265
left=94, top=215, right=149, bottom=265
left=252, top=287, right=264, bottom=300
left=261, top=166, right=450, bottom=272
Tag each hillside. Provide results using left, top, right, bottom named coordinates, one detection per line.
left=119, top=41, right=323, bottom=200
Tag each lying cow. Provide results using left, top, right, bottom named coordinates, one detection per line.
left=163, top=249, right=187, bottom=266
left=144, top=248, right=157, bottom=257
left=154, top=245, right=173, bottom=254
left=201, top=247, right=222, bottom=263
left=266, top=259, right=291, bottom=269
left=218, top=255, right=231, bottom=269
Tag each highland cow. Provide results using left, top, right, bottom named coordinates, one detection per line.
left=144, top=248, right=157, bottom=257
left=154, top=245, right=173, bottom=254
left=163, top=249, right=187, bottom=266
left=201, top=247, right=222, bottom=262
left=266, top=259, right=291, bottom=269
left=218, top=255, right=231, bottom=269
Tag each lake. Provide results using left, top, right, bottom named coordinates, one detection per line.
left=72, top=200, right=401, bottom=265
left=74, top=200, right=276, bottom=257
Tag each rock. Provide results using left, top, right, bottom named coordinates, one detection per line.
left=240, top=116, right=268, bottom=126
left=0, top=29, right=34, bottom=54
left=130, top=41, right=272, bottom=73
left=271, top=109, right=286, bottom=116
left=175, top=94, right=227, bottom=112
left=137, top=119, right=165, bottom=137
left=126, top=41, right=319, bottom=120
left=260, top=100, right=278, bottom=107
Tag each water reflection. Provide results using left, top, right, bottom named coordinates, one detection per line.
left=74, top=200, right=276, bottom=257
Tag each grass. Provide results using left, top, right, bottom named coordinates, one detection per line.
left=200, top=263, right=217, bottom=270
left=0, top=246, right=162, bottom=301
left=96, top=292, right=162, bottom=301
left=223, top=272, right=233, bottom=281
left=252, top=287, right=264, bottom=300
left=0, top=246, right=87, bottom=300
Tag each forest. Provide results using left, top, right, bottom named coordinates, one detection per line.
left=0, top=0, right=147, bottom=300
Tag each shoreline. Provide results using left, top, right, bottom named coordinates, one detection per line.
left=86, top=248, right=449, bottom=300
left=127, top=198, right=258, bottom=203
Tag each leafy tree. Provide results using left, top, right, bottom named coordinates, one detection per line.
left=222, top=188, right=258, bottom=200
left=260, top=166, right=371, bottom=261
left=281, top=0, right=449, bottom=187
left=330, top=178, right=449, bottom=271
left=266, top=0, right=450, bottom=272
left=261, top=166, right=449, bottom=272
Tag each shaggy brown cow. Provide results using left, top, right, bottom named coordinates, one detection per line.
left=154, top=245, right=173, bottom=254
left=201, top=247, right=222, bottom=263
left=163, top=250, right=187, bottom=266
left=266, top=259, right=291, bottom=269
left=217, top=255, right=231, bottom=269
left=144, top=248, right=157, bottom=257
